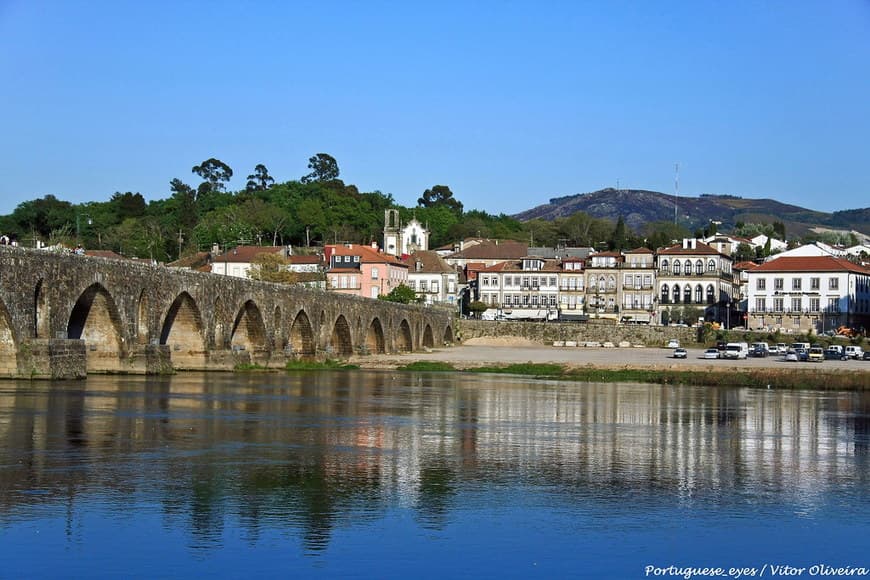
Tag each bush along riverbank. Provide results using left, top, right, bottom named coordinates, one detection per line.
left=396, top=361, right=868, bottom=390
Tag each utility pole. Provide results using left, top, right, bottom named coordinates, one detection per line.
left=177, top=229, right=184, bottom=259
left=674, top=163, right=679, bottom=225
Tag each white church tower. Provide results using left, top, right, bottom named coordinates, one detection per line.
left=383, top=210, right=429, bottom=257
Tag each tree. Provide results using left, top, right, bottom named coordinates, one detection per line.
left=418, top=185, right=463, bottom=215
left=609, top=216, right=628, bottom=250
left=249, top=252, right=295, bottom=283
left=192, top=158, right=233, bottom=193
left=246, top=164, right=275, bottom=192
left=379, top=284, right=419, bottom=304
left=468, top=300, right=488, bottom=319
left=301, top=153, right=339, bottom=183
left=734, top=242, right=755, bottom=262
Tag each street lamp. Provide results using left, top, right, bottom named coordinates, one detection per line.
left=726, top=301, right=731, bottom=329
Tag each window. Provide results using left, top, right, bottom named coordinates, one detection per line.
left=340, top=276, right=348, bottom=289
left=420, top=281, right=428, bottom=292
left=549, top=295, right=557, bottom=306
left=625, top=274, right=633, bottom=287
left=707, top=259, right=715, bottom=272
left=695, top=285, right=703, bottom=303
left=644, top=275, right=652, bottom=288
left=756, top=298, right=766, bottom=312
left=696, top=260, right=704, bottom=275
left=756, top=278, right=766, bottom=290
left=522, top=295, right=529, bottom=306
left=432, top=281, right=439, bottom=293
left=793, top=317, right=800, bottom=327
left=810, top=298, right=820, bottom=312
left=549, top=276, right=556, bottom=287
left=661, top=260, right=670, bottom=273
left=828, top=297, right=839, bottom=312
left=673, top=261, right=681, bottom=275
left=774, top=278, right=784, bottom=290
left=408, top=280, right=416, bottom=291
left=683, top=286, right=692, bottom=303
left=791, top=278, right=801, bottom=291
left=791, top=297, right=801, bottom=312
left=706, top=285, right=715, bottom=303
left=685, top=260, right=692, bottom=274
left=371, top=267, right=379, bottom=279
left=774, top=298, right=783, bottom=312
left=829, top=278, right=839, bottom=290
left=531, top=295, right=539, bottom=306
left=353, top=256, right=360, bottom=263
left=371, top=287, right=379, bottom=299
left=661, top=285, right=670, bottom=304
left=810, top=277, right=820, bottom=290
left=673, top=285, right=680, bottom=303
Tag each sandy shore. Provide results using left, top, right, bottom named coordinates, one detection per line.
left=352, top=338, right=870, bottom=373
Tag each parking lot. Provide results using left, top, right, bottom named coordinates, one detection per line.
left=360, top=342, right=870, bottom=372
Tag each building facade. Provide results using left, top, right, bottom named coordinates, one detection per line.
left=405, top=250, right=459, bottom=307
left=325, top=244, right=408, bottom=299
left=745, top=256, right=870, bottom=334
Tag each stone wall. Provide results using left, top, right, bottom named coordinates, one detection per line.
left=457, top=319, right=699, bottom=347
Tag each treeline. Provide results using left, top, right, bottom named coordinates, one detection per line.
left=0, top=153, right=701, bottom=261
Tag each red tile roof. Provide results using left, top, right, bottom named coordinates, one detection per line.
left=213, top=246, right=285, bottom=263
left=327, top=244, right=407, bottom=267
left=658, top=241, right=723, bottom=256
left=449, top=240, right=528, bottom=260
left=751, top=256, right=870, bottom=274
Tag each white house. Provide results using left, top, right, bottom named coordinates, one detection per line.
left=404, top=251, right=459, bottom=307
left=745, top=256, right=870, bottom=334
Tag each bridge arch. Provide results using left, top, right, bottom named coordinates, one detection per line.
left=0, top=297, right=18, bottom=376
left=422, top=324, right=434, bottom=349
left=366, top=317, right=386, bottom=354
left=160, top=292, right=206, bottom=369
left=329, top=314, right=353, bottom=357
left=396, top=319, right=412, bottom=352
left=231, top=299, right=268, bottom=353
left=34, top=279, right=49, bottom=339
left=289, top=310, right=315, bottom=356
left=67, top=283, right=125, bottom=372
left=443, top=325, right=454, bottom=345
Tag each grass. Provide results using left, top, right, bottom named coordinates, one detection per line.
left=397, top=361, right=458, bottom=372
left=408, top=362, right=869, bottom=390
left=285, top=358, right=359, bottom=371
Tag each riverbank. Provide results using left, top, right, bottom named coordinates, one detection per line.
left=349, top=339, right=870, bottom=390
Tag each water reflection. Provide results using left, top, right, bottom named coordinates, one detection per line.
left=0, top=372, right=868, bottom=564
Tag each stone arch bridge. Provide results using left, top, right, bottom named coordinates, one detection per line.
left=0, top=247, right=454, bottom=379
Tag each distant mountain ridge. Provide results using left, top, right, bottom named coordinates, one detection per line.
left=513, top=188, right=870, bottom=238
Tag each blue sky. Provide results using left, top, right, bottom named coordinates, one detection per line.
left=1, top=1, right=868, bottom=217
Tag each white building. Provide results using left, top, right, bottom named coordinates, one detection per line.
left=404, top=251, right=459, bottom=307
left=211, top=245, right=289, bottom=279
left=656, top=239, right=737, bottom=326
left=383, top=210, right=429, bottom=257
left=745, top=256, right=870, bottom=334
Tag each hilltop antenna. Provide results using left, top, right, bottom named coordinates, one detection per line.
left=674, top=162, right=679, bottom=225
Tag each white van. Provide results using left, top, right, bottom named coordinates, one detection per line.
left=724, top=342, right=749, bottom=359
left=844, top=346, right=864, bottom=359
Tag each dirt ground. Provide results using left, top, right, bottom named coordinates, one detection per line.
left=352, top=337, right=870, bottom=374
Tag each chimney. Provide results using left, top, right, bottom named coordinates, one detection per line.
left=371, top=241, right=378, bottom=250
left=212, top=244, right=220, bottom=255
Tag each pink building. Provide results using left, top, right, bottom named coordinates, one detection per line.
left=325, top=243, right=409, bottom=299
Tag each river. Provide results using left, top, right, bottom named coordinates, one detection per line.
left=1, top=372, right=868, bottom=578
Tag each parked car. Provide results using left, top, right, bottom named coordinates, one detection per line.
left=673, top=348, right=687, bottom=359
left=667, top=339, right=680, bottom=348
left=703, top=348, right=720, bottom=359
left=785, top=349, right=798, bottom=362
left=825, top=348, right=846, bottom=360
left=750, top=342, right=769, bottom=357
left=863, top=351, right=870, bottom=361
left=796, top=348, right=809, bottom=362
left=808, top=347, right=824, bottom=362
left=775, top=343, right=788, bottom=355
left=844, top=346, right=865, bottom=359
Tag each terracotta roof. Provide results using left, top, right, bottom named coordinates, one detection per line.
left=213, top=246, right=285, bottom=263
left=480, top=259, right=561, bottom=273
left=733, top=261, right=760, bottom=271
left=404, top=250, right=454, bottom=274
left=448, top=240, right=528, bottom=260
left=658, top=241, right=723, bottom=256
left=327, top=244, right=407, bottom=267
left=749, top=256, right=870, bottom=274
left=624, top=247, right=654, bottom=254
left=84, top=250, right=127, bottom=260
left=168, top=251, right=211, bottom=269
